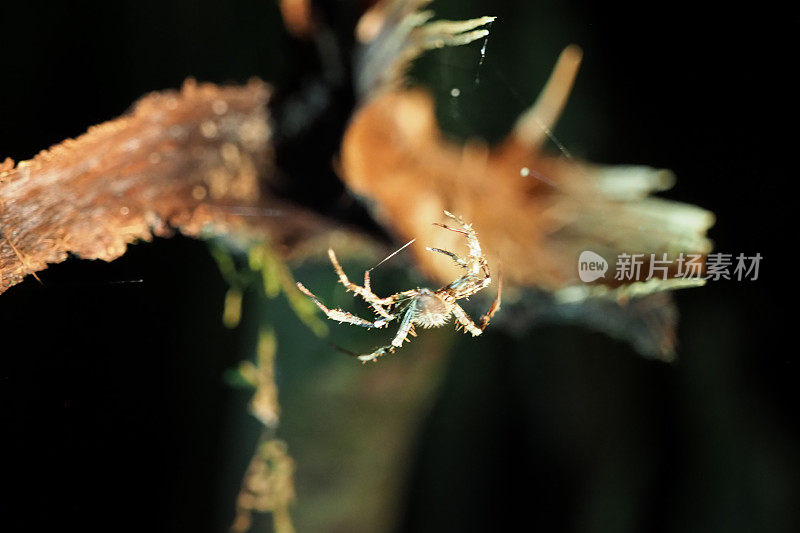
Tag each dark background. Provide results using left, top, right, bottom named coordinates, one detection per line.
left=1, top=1, right=795, bottom=532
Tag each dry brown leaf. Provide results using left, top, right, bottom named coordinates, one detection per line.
left=341, top=46, right=715, bottom=295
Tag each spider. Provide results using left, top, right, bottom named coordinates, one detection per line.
left=296, top=211, right=501, bottom=362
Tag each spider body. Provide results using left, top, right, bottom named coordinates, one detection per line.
left=410, top=289, right=451, bottom=328
left=297, top=211, right=501, bottom=362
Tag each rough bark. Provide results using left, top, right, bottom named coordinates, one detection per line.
left=0, top=78, right=325, bottom=295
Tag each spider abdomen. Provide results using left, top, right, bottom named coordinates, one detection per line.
left=412, top=292, right=452, bottom=328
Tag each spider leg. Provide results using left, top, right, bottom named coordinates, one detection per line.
left=434, top=211, right=488, bottom=277
left=333, top=299, right=421, bottom=364
left=479, top=266, right=502, bottom=331
left=296, top=282, right=389, bottom=328
left=356, top=345, right=395, bottom=363
left=327, top=248, right=394, bottom=318
left=391, top=300, right=418, bottom=348
left=452, top=268, right=502, bottom=335
left=363, top=271, right=420, bottom=306
left=432, top=222, right=469, bottom=236
left=425, top=246, right=470, bottom=270
left=451, top=304, right=484, bottom=336
left=379, top=289, right=423, bottom=307
left=330, top=301, right=419, bottom=364
left=329, top=342, right=394, bottom=364
left=446, top=273, right=490, bottom=297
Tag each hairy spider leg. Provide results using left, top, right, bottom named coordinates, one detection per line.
left=452, top=304, right=483, bottom=336
left=435, top=211, right=489, bottom=277
left=450, top=264, right=502, bottom=336
left=327, top=248, right=419, bottom=309
left=425, top=246, right=470, bottom=270
left=479, top=266, right=502, bottom=331
left=296, top=282, right=390, bottom=328
left=327, top=248, right=394, bottom=319
left=431, top=211, right=494, bottom=301
left=329, top=342, right=393, bottom=363
left=355, top=299, right=419, bottom=363
left=391, top=299, right=418, bottom=348
left=357, top=345, right=395, bottom=363
left=451, top=276, right=501, bottom=336
left=445, top=274, right=489, bottom=297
